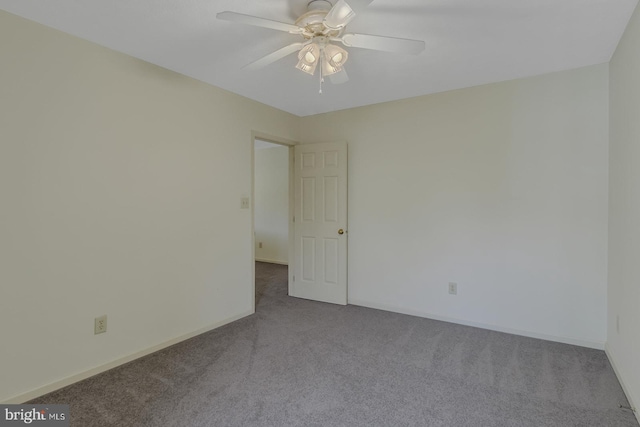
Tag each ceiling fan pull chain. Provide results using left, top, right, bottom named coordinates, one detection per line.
left=319, top=57, right=324, bottom=94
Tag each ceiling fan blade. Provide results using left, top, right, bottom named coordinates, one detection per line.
left=324, top=0, right=355, bottom=28
left=244, top=42, right=309, bottom=71
left=329, top=68, right=349, bottom=85
left=340, top=33, right=425, bottom=55
left=346, top=0, right=375, bottom=14
left=324, top=0, right=373, bottom=29
left=217, top=11, right=303, bottom=34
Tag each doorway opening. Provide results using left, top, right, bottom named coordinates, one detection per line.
left=253, top=137, right=294, bottom=309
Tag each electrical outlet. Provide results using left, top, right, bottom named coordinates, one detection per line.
left=448, top=282, right=457, bottom=295
left=259, top=242, right=263, bottom=249
left=240, top=197, right=250, bottom=209
left=95, top=315, right=107, bottom=335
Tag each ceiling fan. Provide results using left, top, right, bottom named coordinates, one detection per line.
left=217, top=0, right=425, bottom=91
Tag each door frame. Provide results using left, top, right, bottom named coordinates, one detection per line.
left=251, top=131, right=297, bottom=311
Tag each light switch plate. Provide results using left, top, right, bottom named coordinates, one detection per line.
left=241, top=197, right=250, bottom=209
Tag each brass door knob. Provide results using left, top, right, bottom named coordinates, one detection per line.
left=338, top=229, right=345, bottom=235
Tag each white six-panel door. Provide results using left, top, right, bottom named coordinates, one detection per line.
left=292, top=142, right=347, bottom=305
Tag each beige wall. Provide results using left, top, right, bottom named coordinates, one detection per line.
left=254, top=145, right=290, bottom=265
left=0, top=10, right=299, bottom=403
left=300, top=64, right=609, bottom=349
left=608, top=1, right=640, bottom=420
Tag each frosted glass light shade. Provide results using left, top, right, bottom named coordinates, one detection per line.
left=296, top=43, right=320, bottom=75
left=321, top=44, right=348, bottom=76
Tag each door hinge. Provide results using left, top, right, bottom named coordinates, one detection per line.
left=293, top=215, right=295, bottom=223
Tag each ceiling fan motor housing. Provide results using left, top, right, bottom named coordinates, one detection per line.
left=296, top=0, right=342, bottom=38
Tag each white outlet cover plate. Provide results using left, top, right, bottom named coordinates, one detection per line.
left=94, top=315, right=107, bottom=334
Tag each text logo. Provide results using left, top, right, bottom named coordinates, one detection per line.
left=0, top=405, right=69, bottom=427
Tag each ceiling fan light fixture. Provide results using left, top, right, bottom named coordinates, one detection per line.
left=296, top=43, right=320, bottom=75
left=321, top=43, right=348, bottom=76
left=324, top=43, right=348, bottom=68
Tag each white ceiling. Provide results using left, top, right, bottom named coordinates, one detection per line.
left=1, top=0, right=637, bottom=117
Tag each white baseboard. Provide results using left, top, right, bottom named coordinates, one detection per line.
left=3, top=310, right=254, bottom=404
left=255, top=258, right=288, bottom=266
left=348, top=298, right=605, bottom=350
left=605, top=344, right=640, bottom=424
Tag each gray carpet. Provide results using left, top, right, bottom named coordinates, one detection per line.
left=255, top=261, right=277, bottom=306
left=30, top=262, right=638, bottom=426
